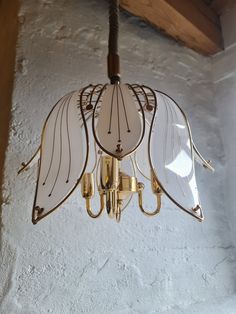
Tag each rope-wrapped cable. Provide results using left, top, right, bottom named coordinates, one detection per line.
left=107, top=0, right=120, bottom=83
left=109, top=0, right=119, bottom=54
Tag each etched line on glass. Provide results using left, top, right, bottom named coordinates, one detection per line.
left=48, top=94, right=71, bottom=197
left=108, top=85, right=116, bottom=134
left=42, top=94, right=71, bottom=186
left=118, top=85, right=130, bottom=133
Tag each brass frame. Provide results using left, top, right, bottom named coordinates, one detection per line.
left=192, top=142, right=214, bottom=172
left=17, top=147, right=40, bottom=175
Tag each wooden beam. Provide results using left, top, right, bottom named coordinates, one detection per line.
left=120, top=0, right=224, bottom=55
left=0, top=0, right=19, bottom=206
left=203, top=0, right=213, bottom=5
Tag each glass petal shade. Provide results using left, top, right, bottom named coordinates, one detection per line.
left=94, top=84, right=145, bottom=159
left=32, top=91, right=88, bottom=223
left=149, top=91, right=203, bottom=219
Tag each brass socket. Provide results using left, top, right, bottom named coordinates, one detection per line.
left=106, top=190, right=119, bottom=218
left=81, top=173, right=95, bottom=198
left=100, top=156, right=119, bottom=190
left=118, top=172, right=138, bottom=200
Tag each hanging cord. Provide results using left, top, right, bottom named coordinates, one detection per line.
left=107, top=0, right=121, bottom=84
left=109, top=0, right=119, bottom=54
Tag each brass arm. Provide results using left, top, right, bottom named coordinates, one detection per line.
left=86, top=193, right=105, bottom=219
left=137, top=182, right=161, bottom=217
left=82, top=173, right=105, bottom=218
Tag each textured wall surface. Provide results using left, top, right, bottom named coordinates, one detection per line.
left=213, top=3, right=236, bottom=250
left=1, top=0, right=236, bottom=313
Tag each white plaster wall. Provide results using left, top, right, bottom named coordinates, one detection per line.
left=1, top=0, right=236, bottom=313
left=213, top=4, right=236, bottom=251
left=220, top=4, right=236, bottom=49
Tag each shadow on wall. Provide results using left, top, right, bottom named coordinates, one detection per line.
left=0, top=1, right=19, bottom=233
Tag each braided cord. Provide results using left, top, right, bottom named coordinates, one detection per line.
left=107, top=0, right=120, bottom=83
left=109, top=0, right=119, bottom=55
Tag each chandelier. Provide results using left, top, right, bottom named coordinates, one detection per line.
left=18, top=0, right=214, bottom=224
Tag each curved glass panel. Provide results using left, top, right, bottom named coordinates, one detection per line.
left=149, top=91, right=203, bottom=219
left=94, top=84, right=144, bottom=158
left=32, top=90, right=88, bottom=223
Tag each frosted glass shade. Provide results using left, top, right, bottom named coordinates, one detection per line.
left=149, top=91, right=203, bottom=219
left=32, top=91, right=88, bottom=223
left=94, top=84, right=145, bottom=159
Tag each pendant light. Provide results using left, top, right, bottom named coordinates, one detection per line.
left=18, top=0, right=214, bottom=224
